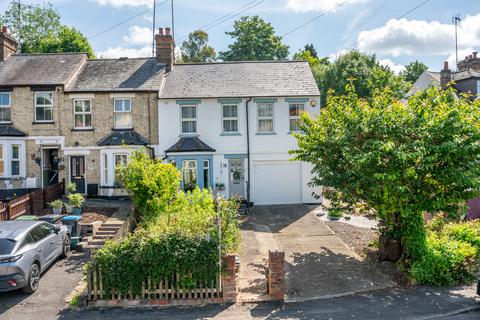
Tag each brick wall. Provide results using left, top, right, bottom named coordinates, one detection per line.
left=268, top=250, right=285, bottom=301
left=222, top=255, right=237, bottom=302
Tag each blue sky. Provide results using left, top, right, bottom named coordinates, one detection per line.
left=1, top=0, right=480, bottom=72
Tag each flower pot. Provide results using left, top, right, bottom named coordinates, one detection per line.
left=52, top=208, right=62, bottom=215
left=66, top=205, right=74, bottom=214
left=72, top=207, right=82, bottom=216
left=328, top=216, right=340, bottom=221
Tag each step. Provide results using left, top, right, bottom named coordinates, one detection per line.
left=96, top=230, right=117, bottom=236
left=88, top=239, right=106, bottom=246
left=98, top=226, right=121, bottom=232
left=102, top=223, right=124, bottom=228
left=93, top=235, right=115, bottom=240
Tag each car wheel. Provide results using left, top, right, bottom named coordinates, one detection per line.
left=61, top=236, right=71, bottom=259
left=22, top=263, right=40, bottom=294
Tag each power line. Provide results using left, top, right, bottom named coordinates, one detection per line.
left=88, top=0, right=169, bottom=40
left=346, top=0, right=433, bottom=50
left=176, top=0, right=268, bottom=43
left=281, top=0, right=350, bottom=38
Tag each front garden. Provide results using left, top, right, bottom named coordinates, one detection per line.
left=85, top=150, right=240, bottom=299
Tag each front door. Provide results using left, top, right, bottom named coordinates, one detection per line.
left=42, top=148, right=59, bottom=187
left=70, top=156, right=86, bottom=193
left=228, top=159, right=245, bottom=199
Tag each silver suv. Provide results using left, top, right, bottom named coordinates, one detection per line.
left=0, top=221, right=70, bottom=293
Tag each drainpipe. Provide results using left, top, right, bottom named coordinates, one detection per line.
left=245, top=97, right=252, bottom=207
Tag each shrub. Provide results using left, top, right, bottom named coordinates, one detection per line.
left=49, top=199, right=64, bottom=209
left=66, top=182, right=77, bottom=194
left=443, top=221, right=480, bottom=249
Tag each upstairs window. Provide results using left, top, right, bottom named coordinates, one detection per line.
left=288, top=103, right=305, bottom=132
left=181, top=105, right=197, bottom=134
left=257, top=103, right=274, bottom=133
left=0, top=93, right=11, bottom=123
left=35, top=92, right=53, bottom=122
left=114, top=99, right=132, bottom=129
left=74, top=99, right=92, bottom=129
left=222, top=104, right=239, bottom=133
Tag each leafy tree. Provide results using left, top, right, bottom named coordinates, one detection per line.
left=313, top=50, right=410, bottom=105
left=292, top=85, right=480, bottom=264
left=304, top=43, right=318, bottom=58
left=400, top=60, right=428, bottom=83
left=180, top=30, right=216, bottom=63
left=0, top=2, right=95, bottom=58
left=218, top=16, right=289, bottom=61
left=37, top=26, right=95, bottom=58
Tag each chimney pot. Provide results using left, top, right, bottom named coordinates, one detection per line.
left=155, top=27, right=175, bottom=71
left=474, top=52, right=478, bottom=58
left=165, top=27, right=171, bottom=36
left=443, top=61, right=449, bottom=70
left=1, top=26, right=7, bottom=33
left=469, top=54, right=473, bottom=60
left=159, top=28, right=164, bottom=36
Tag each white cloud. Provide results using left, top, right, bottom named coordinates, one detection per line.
left=379, top=59, right=405, bottom=74
left=357, top=14, right=480, bottom=58
left=286, top=0, right=368, bottom=12
left=98, top=46, right=151, bottom=59
left=90, top=0, right=152, bottom=8
left=123, top=25, right=152, bottom=45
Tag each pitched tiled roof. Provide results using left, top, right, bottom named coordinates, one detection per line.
left=0, top=53, right=87, bottom=86
left=406, top=71, right=440, bottom=97
left=159, top=61, right=320, bottom=99
left=0, top=125, right=26, bottom=137
left=97, top=130, right=150, bottom=146
left=165, top=137, right=215, bottom=153
left=66, top=58, right=165, bottom=92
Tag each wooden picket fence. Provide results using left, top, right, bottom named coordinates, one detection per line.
left=0, top=194, right=31, bottom=221
left=87, top=266, right=222, bottom=301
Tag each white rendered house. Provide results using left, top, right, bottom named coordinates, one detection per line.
left=157, top=59, right=322, bottom=205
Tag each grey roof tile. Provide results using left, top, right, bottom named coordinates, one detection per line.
left=66, top=58, right=165, bottom=92
left=0, top=53, right=86, bottom=86
left=0, top=125, right=26, bottom=136
left=97, top=130, right=150, bottom=146
left=159, top=61, right=320, bottom=99
left=166, top=137, right=215, bottom=153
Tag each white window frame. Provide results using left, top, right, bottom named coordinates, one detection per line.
left=222, top=104, right=239, bottom=134
left=34, top=91, right=53, bottom=122
left=257, top=103, right=274, bottom=133
left=288, top=103, right=305, bottom=132
left=0, top=92, right=11, bottom=123
left=11, top=144, right=20, bottom=177
left=73, top=99, right=92, bottom=129
left=182, top=160, right=197, bottom=188
left=114, top=153, right=128, bottom=185
left=180, top=105, right=197, bottom=134
left=103, top=153, right=108, bottom=185
left=203, top=159, right=210, bottom=188
left=113, top=98, right=132, bottom=129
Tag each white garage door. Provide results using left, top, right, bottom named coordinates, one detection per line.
left=253, top=161, right=302, bottom=205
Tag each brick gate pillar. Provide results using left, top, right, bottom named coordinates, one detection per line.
left=268, top=250, right=285, bottom=301
left=222, top=255, right=237, bottom=302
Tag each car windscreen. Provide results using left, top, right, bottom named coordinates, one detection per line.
left=0, top=239, right=17, bottom=255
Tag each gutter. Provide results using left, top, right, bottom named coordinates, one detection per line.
left=245, top=97, right=252, bottom=207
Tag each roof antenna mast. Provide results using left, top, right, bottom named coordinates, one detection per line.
left=452, top=14, right=461, bottom=66
left=171, top=0, right=175, bottom=40
left=152, top=0, right=156, bottom=57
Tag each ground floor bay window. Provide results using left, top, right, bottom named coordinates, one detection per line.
left=99, top=148, right=135, bottom=197
left=168, top=155, right=212, bottom=191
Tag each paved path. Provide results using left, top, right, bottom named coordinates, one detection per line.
left=0, top=252, right=88, bottom=320
left=239, top=204, right=396, bottom=302
left=58, top=285, right=479, bottom=320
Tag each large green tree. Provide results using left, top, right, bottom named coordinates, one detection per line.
left=218, top=16, right=289, bottom=61
left=180, top=30, right=216, bottom=63
left=400, top=60, right=429, bottom=83
left=0, top=2, right=94, bottom=58
left=293, top=85, right=480, bottom=264
left=312, top=50, right=409, bottom=105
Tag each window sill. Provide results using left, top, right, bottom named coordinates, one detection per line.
left=71, top=128, right=94, bottom=132
left=99, top=185, right=125, bottom=189
left=179, top=133, right=199, bottom=137
left=112, top=127, right=134, bottom=131
left=0, top=121, right=12, bottom=125
left=287, top=131, right=303, bottom=135
left=32, top=121, right=54, bottom=125
left=255, top=132, right=277, bottom=135
left=0, top=176, right=25, bottom=180
left=220, top=132, right=241, bottom=136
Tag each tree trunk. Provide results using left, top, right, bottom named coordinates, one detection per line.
left=378, top=234, right=402, bottom=262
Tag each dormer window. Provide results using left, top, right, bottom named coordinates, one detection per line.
left=35, top=92, right=53, bottom=122
left=0, top=92, right=10, bottom=123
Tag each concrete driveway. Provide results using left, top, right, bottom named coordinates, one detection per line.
left=0, top=252, right=88, bottom=320
left=238, top=204, right=396, bottom=302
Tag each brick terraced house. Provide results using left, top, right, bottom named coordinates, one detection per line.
left=0, top=26, right=163, bottom=196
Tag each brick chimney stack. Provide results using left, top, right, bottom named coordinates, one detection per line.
left=0, top=26, right=18, bottom=61
left=457, top=51, right=480, bottom=71
left=155, top=27, right=175, bottom=72
left=440, top=61, right=451, bottom=90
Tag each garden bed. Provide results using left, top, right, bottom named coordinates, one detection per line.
left=80, top=207, right=118, bottom=223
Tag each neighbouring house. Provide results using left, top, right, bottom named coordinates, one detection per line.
left=0, top=26, right=162, bottom=197
left=156, top=27, right=321, bottom=205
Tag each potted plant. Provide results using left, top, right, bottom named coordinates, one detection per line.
left=327, top=209, right=343, bottom=221
left=49, top=199, right=64, bottom=215
left=66, top=182, right=76, bottom=194
left=68, top=193, right=85, bottom=215
left=215, top=182, right=225, bottom=191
